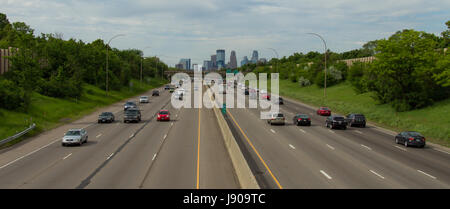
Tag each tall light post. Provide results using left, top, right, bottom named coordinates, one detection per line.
left=106, top=34, right=125, bottom=96
left=307, top=33, right=327, bottom=104
left=140, top=46, right=152, bottom=85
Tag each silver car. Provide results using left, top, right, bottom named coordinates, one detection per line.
left=62, top=128, right=88, bottom=146
left=140, top=96, right=149, bottom=103
left=267, top=113, right=285, bottom=125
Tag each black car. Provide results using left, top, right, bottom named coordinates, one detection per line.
left=395, top=131, right=426, bottom=148
left=98, top=112, right=115, bottom=123
left=325, top=115, right=347, bottom=129
left=346, top=113, right=366, bottom=127
left=293, top=114, right=311, bottom=126
left=164, top=85, right=170, bottom=90
left=152, top=90, right=160, bottom=96
left=124, top=108, right=141, bottom=123
left=244, top=88, right=249, bottom=95
left=124, top=101, right=137, bottom=111
left=276, top=97, right=284, bottom=105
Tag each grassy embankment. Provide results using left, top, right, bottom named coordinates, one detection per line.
left=267, top=79, right=450, bottom=147
left=0, top=78, right=167, bottom=148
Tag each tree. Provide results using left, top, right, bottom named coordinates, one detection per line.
left=367, top=29, right=449, bottom=111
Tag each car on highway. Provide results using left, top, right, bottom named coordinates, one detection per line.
left=98, top=112, right=115, bottom=123
left=124, top=108, right=141, bottom=123
left=325, top=115, right=347, bottom=129
left=124, top=101, right=137, bottom=111
left=395, top=131, right=426, bottom=148
left=267, top=112, right=285, bottom=125
left=261, top=93, right=271, bottom=100
left=164, top=85, right=170, bottom=90
left=62, top=128, right=88, bottom=146
left=157, top=110, right=170, bottom=121
left=169, top=87, right=175, bottom=93
left=293, top=114, right=311, bottom=126
left=174, top=90, right=183, bottom=100
left=274, top=97, right=284, bottom=104
left=317, top=107, right=331, bottom=116
left=152, top=90, right=160, bottom=96
left=140, top=96, right=149, bottom=103
left=346, top=113, right=366, bottom=127
left=244, top=88, right=249, bottom=95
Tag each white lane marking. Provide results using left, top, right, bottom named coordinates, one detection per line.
left=370, top=170, right=385, bottom=179
left=171, top=122, right=173, bottom=126
left=289, top=144, right=296, bottom=150
left=152, top=154, right=157, bottom=161
left=270, top=129, right=276, bottom=134
left=320, top=170, right=332, bottom=180
left=96, top=134, right=102, bottom=138
left=176, top=114, right=178, bottom=117
left=63, top=153, right=72, bottom=160
left=417, top=170, right=437, bottom=179
left=130, top=133, right=134, bottom=138
left=326, top=144, right=335, bottom=150
left=163, top=134, right=167, bottom=139
left=433, top=148, right=450, bottom=155
left=361, top=144, right=372, bottom=150
left=354, top=130, right=363, bottom=134
left=328, top=129, right=335, bottom=134
left=107, top=153, right=114, bottom=160
left=0, top=138, right=60, bottom=170
left=394, top=145, right=407, bottom=151
left=299, top=128, right=306, bottom=133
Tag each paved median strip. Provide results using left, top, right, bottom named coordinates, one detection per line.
left=106, top=153, right=114, bottom=160
left=152, top=153, right=157, bottom=161
left=394, top=145, right=407, bottom=151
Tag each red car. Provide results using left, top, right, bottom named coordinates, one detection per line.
left=261, top=93, right=271, bottom=100
left=157, top=110, right=170, bottom=121
left=317, top=107, right=331, bottom=116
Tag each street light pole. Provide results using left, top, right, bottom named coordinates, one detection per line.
left=106, top=34, right=125, bottom=96
left=140, top=46, right=151, bottom=86
left=307, top=33, right=327, bottom=104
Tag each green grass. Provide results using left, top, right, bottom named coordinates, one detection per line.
left=0, top=78, right=167, bottom=148
left=266, top=80, right=450, bottom=147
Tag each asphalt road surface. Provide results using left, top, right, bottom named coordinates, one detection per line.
left=0, top=86, right=239, bottom=189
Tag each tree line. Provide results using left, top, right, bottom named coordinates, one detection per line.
left=0, top=13, right=168, bottom=111
left=239, top=21, right=449, bottom=111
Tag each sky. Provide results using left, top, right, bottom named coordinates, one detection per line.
left=1, top=0, right=449, bottom=67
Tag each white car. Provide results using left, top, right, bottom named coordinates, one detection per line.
left=140, top=96, right=149, bottom=103
left=62, top=128, right=88, bottom=146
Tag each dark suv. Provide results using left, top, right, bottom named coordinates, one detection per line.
left=325, top=115, right=347, bottom=130
left=124, top=108, right=141, bottom=123
left=98, top=112, right=115, bottom=123
left=346, top=113, right=366, bottom=127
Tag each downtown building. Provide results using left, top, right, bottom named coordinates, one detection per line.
left=178, top=58, right=191, bottom=70
left=229, top=50, right=237, bottom=69
left=251, top=50, right=259, bottom=64
left=240, top=56, right=249, bottom=66
left=216, top=49, right=225, bottom=70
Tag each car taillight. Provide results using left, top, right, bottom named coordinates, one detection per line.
left=308, top=118, right=311, bottom=121
left=409, top=137, right=414, bottom=141
left=298, top=118, right=301, bottom=121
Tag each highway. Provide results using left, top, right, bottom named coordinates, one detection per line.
left=0, top=85, right=239, bottom=189
left=222, top=87, right=450, bottom=189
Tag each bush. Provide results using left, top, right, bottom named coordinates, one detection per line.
left=298, top=76, right=311, bottom=87
left=0, top=79, right=27, bottom=110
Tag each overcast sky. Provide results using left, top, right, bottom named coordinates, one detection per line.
left=1, top=0, right=449, bottom=66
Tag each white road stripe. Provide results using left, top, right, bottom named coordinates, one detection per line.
left=328, top=129, right=335, bottom=134
left=289, top=144, right=296, bottom=149
left=270, top=129, right=276, bottom=134
left=417, top=170, right=437, bottom=179
left=0, top=138, right=60, bottom=170
left=354, top=130, right=363, bottom=134
left=107, top=153, right=114, bottom=160
left=152, top=154, right=157, bottom=161
left=433, top=148, right=450, bottom=155
left=361, top=144, right=372, bottom=150
left=370, top=170, right=385, bottom=179
left=163, top=134, right=167, bottom=139
left=63, top=153, right=72, bottom=160
left=171, top=122, right=174, bottom=126
left=96, top=134, right=102, bottom=138
left=394, top=145, right=407, bottom=151
left=320, top=170, right=332, bottom=179
left=130, top=133, right=134, bottom=138
left=299, top=128, right=306, bottom=133
left=326, top=144, right=335, bottom=150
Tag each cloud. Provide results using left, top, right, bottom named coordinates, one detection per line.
left=0, top=0, right=449, bottom=66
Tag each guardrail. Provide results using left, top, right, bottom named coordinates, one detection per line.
left=0, top=123, right=36, bottom=146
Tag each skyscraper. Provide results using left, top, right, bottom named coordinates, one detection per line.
left=240, top=56, right=249, bottom=66
left=203, top=60, right=212, bottom=71
left=216, top=49, right=225, bottom=70
left=229, top=50, right=237, bottom=69
left=179, top=58, right=191, bottom=70
left=211, top=55, right=217, bottom=70
left=251, top=50, right=259, bottom=64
